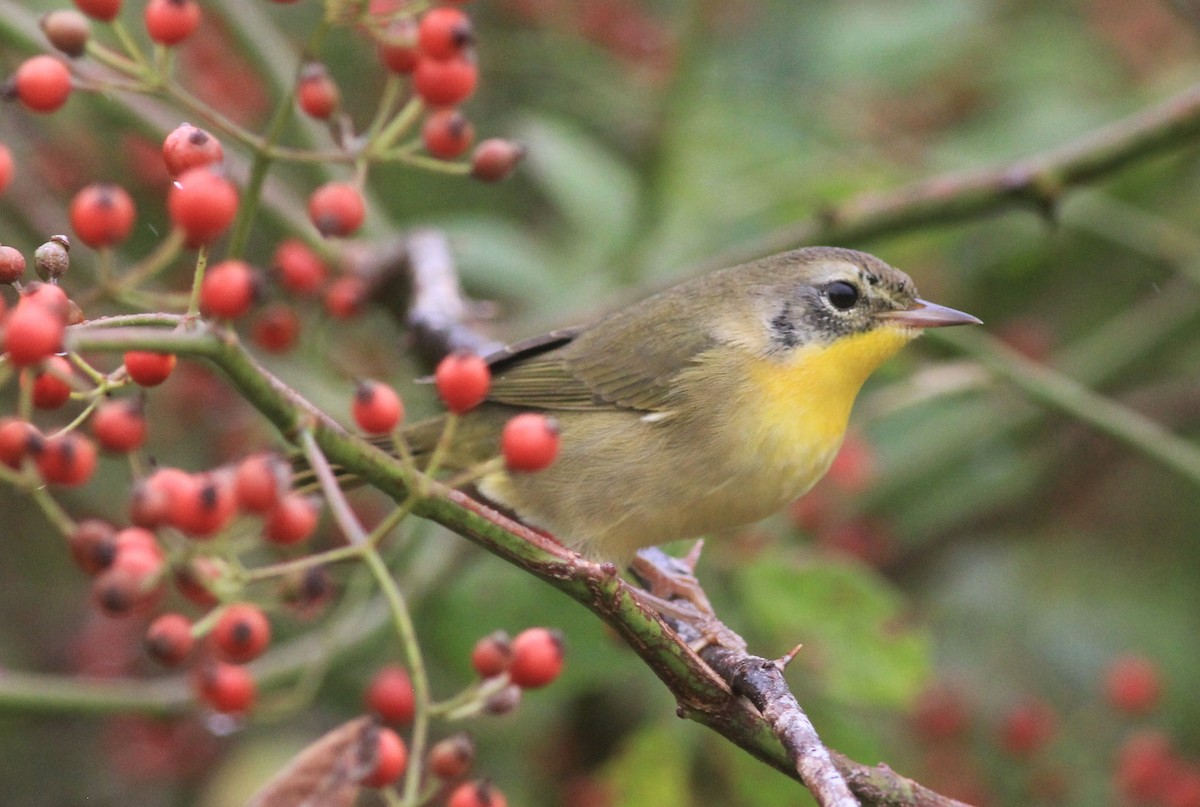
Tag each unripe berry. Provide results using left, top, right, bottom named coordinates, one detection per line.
left=167, top=167, right=238, bottom=246
left=361, top=726, right=408, bottom=788
left=73, top=0, right=122, bottom=22
left=194, top=661, right=257, bottom=714
left=212, top=602, right=272, bottom=663
left=162, top=124, right=223, bottom=177
left=34, top=234, right=71, bottom=281
left=264, top=494, right=320, bottom=546
left=418, top=7, right=474, bottom=60
left=145, top=612, right=194, bottom=666
left=308, top=182, right=365, bottom=238
left=470, top=139, right=525, bottom=182
left=435, top=352, right=490, bottom=414
left=31, top=355, right=74, bottom=409
left=501, top=414, right=560, bottom=472
left=11, top=55, right=73, bottom=113
left=428, top=733, right=475, bottom=779
left=271, top=238, right=326, bottom=295
left=0, top=245, right=25, bottom=283
left=422, top=109, right=475, bottom=159
left=200, top=259, right=258, bottom=319
left=40, top=10, right=92, bottom=59
left=413, top=55, right=478, bottom=107
left=296, top=62, right=339, bottom=120
left=91, top=397, right=147, bottom=452
left=124, top=350, right=176, bottom=386
left=366, top=665, right=415, bottom=724
left=508, top=627, right=564, bottom=688
left=353, top=380, right=404, bottom=434
left=448, top=780, right=508, bottom=807
left=144, top=0, right=201, bottom=45
left=70, top=183, right=136, bottom=248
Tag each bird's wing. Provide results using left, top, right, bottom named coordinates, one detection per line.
left=484, top=305, right=716, bottom=413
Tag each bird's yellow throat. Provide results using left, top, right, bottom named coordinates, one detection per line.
left=747, top=324, right=916, bottom=457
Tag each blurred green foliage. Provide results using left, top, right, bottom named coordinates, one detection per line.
left=2, top=1, right=1200, bottom=806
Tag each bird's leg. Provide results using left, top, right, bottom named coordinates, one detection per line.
left=630, top=544, right=747, bottom=652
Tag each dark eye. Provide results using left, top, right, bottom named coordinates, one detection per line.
left=826, top=281, right=859, bottom=311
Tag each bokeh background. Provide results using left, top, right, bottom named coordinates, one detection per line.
left=2, top=1, right=1200, bottom=805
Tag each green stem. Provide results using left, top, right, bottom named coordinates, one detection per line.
left=0, top=671, right=189, bottom=717
left=184, top=246, right=210, bottom=319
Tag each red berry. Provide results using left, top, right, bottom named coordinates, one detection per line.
left=1116, top=730, right=1176, bottom=804
left=0, top=245, right=26, bottom=283
left=68, top=518, right=118, bottom=575
left=909, top=682, right=970, bottom=742
left=353, top=380, right=404, bottom=434
left=124, top=350, right=177, bottom=386
left=30, top=355, right=74, bottom=409
left=92, top=538, right=165, bottom=616
left=296, top=62, right=339, bottom=120
left=434, top=352, right=490, bottom=414
left=0, top=142, right=13, bottom=192
left=212, top=602, right=272, bottom=663
left=377, top=18, right=420, bottom=74
left=35, top=431, right=97, bottom=486
left=144, top=0, right=200, bottom=45
left=251, top=304, right=300, bottom=353
left=422, top=109, right=475, bottom=159
left=200, top=259, right=258, bottom=319
left=418, top=7, right=474, bottom=60
left=91, top=397, right=147, bottom=452
left=234, top=452, right=288, bottom=513
left=264, top=494, right=320, bottom=546
left=12, top=55, right=72, bottom=113
left=470, top=139, right=525, bottom=182
left=826, top=432, right=877, bottom=492
left=162, top=123, right=223, bottom=177
left=129, top=466, right=190, bottom=528
left=173, top=557, right=221, bottom=607
left=167, top=168, right=238, bottom=246
left=307, top=182, right=365, bottom=238
left=323, top=276, right=364, bottom=318
left=271, top=238, right=326, bottom=295
left=70, top=183, right=136, bottom=248
left=4, top=298, right=66, bottom=366
left=508, top=627, right=564, bottom=688
left=428, top=733, right=475, bottom=779
left=998, top=698, right=1057, bottom=758
left=1104, top=655, right=1162, bottom=715
left=366, top=665, right=415, bottom=724
left=470, top=631, right=512, bottom=678
left=145, top=613, right=194, bottom=666
left=413, top=55, right=478, bottom=107
left=362, top=726, right=408, bottom=788
left=501, top=414, right=559, bottom=472
left=170, top=471, right=237, bottom=538
left=0, top=418, right=40, bottom=469
left=448, top=780, right=508, bottom=807
left=74, top=0, right=122, bottom=22
left=194, top=662, right=256, bottom=714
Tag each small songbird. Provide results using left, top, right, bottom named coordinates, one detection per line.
left=397, top=246, right=980, bottom=561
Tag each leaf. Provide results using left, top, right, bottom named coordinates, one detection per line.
left=245, top=717, right=376, bottom=807
left=735, top=557, right=930, bottom=707
left=600, top=722, right=691, bottom=807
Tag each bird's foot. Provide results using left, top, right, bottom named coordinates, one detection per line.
left=630, top=544, right=747, bottom=652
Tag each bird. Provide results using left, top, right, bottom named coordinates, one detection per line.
left=395, top=246, right=981, bottom=563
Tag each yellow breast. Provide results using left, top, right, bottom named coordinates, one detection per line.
left=742, top=324, right=917, bottom=480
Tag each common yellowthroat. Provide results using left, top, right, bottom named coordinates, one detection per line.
left=401, top=246, right=980, bottom=561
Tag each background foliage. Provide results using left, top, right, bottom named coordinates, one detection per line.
left=1, top=1, right=1199, bottom=805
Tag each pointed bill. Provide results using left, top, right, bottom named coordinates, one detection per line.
left=879, top=299, right=982, bottom=328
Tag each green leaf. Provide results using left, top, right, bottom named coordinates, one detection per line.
left=735, top=557, right=930, bottom=707
left=600, top=722, right=692, bottom=807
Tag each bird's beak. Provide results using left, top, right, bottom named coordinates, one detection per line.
left=879, top=299, right=982, bottom=328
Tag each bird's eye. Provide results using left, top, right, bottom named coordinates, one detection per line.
left=826, top=281, right=860, bottom=311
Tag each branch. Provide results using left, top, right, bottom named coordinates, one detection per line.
left=700, top=82, right=1200, bottom=270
